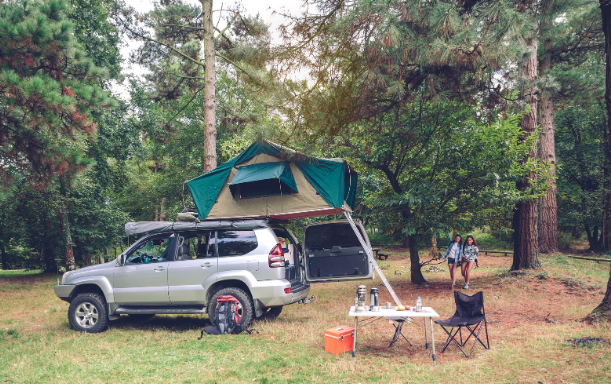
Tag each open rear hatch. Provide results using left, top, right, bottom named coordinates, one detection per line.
left=303, top=221, right=373, bottom=282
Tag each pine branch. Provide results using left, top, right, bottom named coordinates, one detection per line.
left=161, top=23, right=205, bottom=31
left=214, top=12, right=238, bottom=43
left=166, top=85, right=205, bottom=125
left=124, top=25, right=206, bottom=70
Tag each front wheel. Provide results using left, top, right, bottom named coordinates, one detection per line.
left=208, top=287, right=255, bottom=329
left=68, top=293, right=109, bottom=333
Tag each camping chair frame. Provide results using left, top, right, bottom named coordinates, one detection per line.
left=437, top=291, right=490, bottom=358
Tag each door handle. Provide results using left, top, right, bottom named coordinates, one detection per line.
left=200, top=263, right=212, bottom=269
left=154, top=266, right=165, bottom=272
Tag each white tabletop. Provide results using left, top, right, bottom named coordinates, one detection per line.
left=348, top=306, right=439, bottom=318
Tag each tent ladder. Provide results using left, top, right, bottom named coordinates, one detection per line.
left=344, top=211, right=403, bottom=307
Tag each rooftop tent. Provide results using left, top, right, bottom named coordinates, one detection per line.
left=186, top=141, right=358, bottom=220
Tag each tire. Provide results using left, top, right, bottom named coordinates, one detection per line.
left=68, top=293, right=109, bottom=333
left=258, top=306, right=283, bottom=320
left=128, top=314, right=155, bottom=321
left=208, top=287, right=255, bottom=329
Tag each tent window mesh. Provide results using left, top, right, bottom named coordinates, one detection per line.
left=236, top=180, right=292, bottom=199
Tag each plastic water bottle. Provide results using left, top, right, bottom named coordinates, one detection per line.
left=416, top=296, right=422, bottom=312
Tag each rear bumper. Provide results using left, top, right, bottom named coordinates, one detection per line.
left=251, top=280, right=311, bottom=307
left=54, top=285, right=75, bottom=302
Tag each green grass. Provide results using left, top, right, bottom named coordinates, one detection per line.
left=1, top=254, right=611, bottom=383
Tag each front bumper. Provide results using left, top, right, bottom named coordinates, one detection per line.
left=54, top=285, right=75, bottom=302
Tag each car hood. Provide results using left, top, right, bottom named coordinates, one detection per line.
left=62, top=261, right=115, bottom=284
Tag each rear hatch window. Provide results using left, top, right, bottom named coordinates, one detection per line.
left=305, top=223, right=363, bottom=250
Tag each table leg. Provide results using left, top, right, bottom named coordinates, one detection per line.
left=424, top=317, right=429, bottom=353
left=352, top=317, right=358, bottom=364
left=429, top=317, right=436, bottom=367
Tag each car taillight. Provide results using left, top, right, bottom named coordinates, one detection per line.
left=268, top=244, right=285, bottom=268
left=284, top=288, right=291, bottom=294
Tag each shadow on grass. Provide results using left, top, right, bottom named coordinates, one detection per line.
left=109, top=314, right=209, bottom=332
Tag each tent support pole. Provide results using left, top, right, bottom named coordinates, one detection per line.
left=344, top=211, right=403, bottom=307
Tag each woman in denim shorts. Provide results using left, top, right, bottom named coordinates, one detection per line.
left=442, top=232, right=463, bottom=289
left=460, top=235, right=479, bottom=289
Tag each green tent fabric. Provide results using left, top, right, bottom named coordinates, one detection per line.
left=186, top=141, right=357, bottom=219
left=295, top=159, right=345, bottom=208
left=229, top=162, right=298, bottom=197
left=345, top=171, right=358, bottom=210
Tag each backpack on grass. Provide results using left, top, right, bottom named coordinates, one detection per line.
left=198, top=295, right=257, bottom=338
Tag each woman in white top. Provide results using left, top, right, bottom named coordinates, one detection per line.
left=441, top=232, right=463, bottom=289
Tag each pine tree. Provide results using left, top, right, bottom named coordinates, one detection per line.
left=0, top=0, right=114, bottom=188
left=121, top=0, right=270, bottom=173
left=588, top=0, right=611, bottom=321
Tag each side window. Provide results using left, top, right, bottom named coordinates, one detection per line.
left=126, top=235, right=173, bottom=264
left=217, top=230, right=258, bottom=257
left=175, top=232, right=213, bottom=260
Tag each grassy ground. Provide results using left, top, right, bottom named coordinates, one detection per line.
left=1, top=252, right=610, bottom=383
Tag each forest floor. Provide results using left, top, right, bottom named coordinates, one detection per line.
left=0, top=251, right=610, bottom=383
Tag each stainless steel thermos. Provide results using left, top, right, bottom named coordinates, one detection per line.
left=370, top=288, right=380, bottom=312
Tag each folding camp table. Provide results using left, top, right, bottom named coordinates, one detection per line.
left=348, top=306, right=440, bottom=366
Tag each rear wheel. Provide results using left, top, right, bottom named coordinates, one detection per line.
left=68, top=293, right=109, bottom=333
left=208, top=287, right=255, bottom=328
left=258, top=306, right=283, bottom=320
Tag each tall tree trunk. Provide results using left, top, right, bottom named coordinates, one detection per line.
left=58, top=179, right=75, bottom=271
left=538, top=37, right=558, bottom=254
left=202, top=0, right=217, bottom=172
left=58, top=206, right=75, bottom=271
left=591, top=0, right=611, bottom=321
left=512, top=37, right=541, bottom=271
left=160, top=197, right=167, bottom=221
left=102, top=248, right=107, bottom=264
left=402, top=237, right=410, bottom=248
left=84, top=253, right=92, bottom=267
left=1, top=242, right=7, bottom=270
left=43, top=216, right=56, bottom=273
left=409, top=234, right=426, bottom=284
left=430, top=232, right=438, bottom=258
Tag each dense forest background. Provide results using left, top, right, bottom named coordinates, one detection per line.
left=1, top=0, right=611, bottom=316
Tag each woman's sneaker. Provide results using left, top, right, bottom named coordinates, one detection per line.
left=464, top=283, right=469, bottom=289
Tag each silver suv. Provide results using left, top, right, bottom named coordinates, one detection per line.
left=54, top=219, right=372, bottom=333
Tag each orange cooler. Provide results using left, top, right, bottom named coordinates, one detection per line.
left=325, top=326, right=354, bottom=355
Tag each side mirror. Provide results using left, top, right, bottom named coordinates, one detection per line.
left=118, top=254, right=126, bottom=266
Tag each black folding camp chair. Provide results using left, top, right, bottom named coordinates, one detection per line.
left=435, top=291, right=490, bottom=358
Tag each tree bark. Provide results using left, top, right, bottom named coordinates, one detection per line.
left=1, top=243, right=7, bottom=270
left=409, top=235, right=426, bottom=284
left=159, top=197, right=167, bottom=221
left=512, top=37, right=541, bottom=271
left=58, top=178, right=75, bottom=271
left=590, top=0, right=611, bottom=321
left=43, top=216, right=56, bottom=273
left=538, top=37, right=558, bottom=254
left=430, top=233, right=438, bottom=258
left=402, top=237, right=410, bottom=248
left=84, top=253, right=92, bottom=267
left=202, top=0, right=217, bottom=172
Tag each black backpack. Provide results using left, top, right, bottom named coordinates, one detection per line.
left=214, top=295, right=240, bottom=334
left=199, top=295, right=256, bottom=337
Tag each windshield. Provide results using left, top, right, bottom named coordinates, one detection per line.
left=305, top=223, right=364, bottom=251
